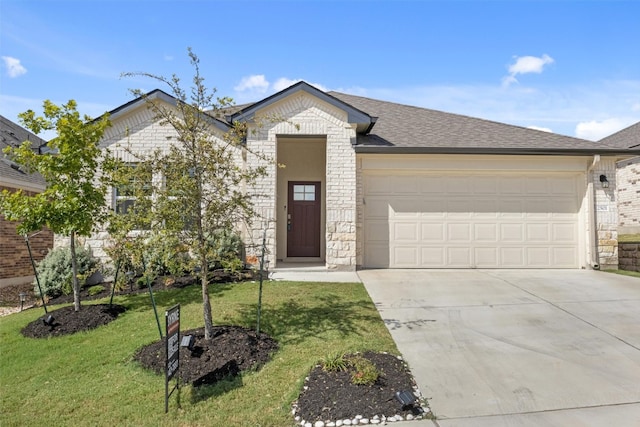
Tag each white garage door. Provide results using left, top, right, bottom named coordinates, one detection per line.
left=363, top=172, right=581, bottom=268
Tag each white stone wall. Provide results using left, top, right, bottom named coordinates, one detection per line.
left=244, top=92, right=357, bottom=270
left=616, top=157, right=640, bottom=234
left=591, top=158, right=619, bottom=269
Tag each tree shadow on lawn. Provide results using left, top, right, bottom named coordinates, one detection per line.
left=120, top=281, right=236, bottom=313
left=188, top=372, right=244, bottom=404
left=235, top=294, right=381, bottom=346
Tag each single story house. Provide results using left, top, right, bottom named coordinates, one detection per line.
left=88, top=81, right=639, bottom=271
left=0, top=115, right=54, bottom=286
left=599, top=122, right=640, bottom=235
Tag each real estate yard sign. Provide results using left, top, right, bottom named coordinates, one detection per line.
left=165, top=304, right=180, bottom=413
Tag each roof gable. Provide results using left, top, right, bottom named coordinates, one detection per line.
left=599, top=121, right=640, bottom=149
left=108, top=89, right=231, bottom=133
left=230, top=81, right=376, bottom=133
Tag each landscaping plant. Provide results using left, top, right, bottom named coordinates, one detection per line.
left=0, top=100, right=111, bottom=311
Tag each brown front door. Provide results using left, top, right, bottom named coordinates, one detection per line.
left=287, top=181, right=321, bottom=257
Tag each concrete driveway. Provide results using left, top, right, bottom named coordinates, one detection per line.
left=358, top=269, right=640, bottom=426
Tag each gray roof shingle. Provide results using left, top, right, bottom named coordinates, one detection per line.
left=0, top=115, right=47, bottom=190
left=329, top=92, right=634, bottom=154
left=598, top=121, right=640, bottom=149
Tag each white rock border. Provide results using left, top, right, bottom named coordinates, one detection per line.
left=291, top=353, right=432, bottom=426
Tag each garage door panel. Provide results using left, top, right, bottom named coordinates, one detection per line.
left=394, top=223, right=418, bottom=241
left=393, top=247, right=418, bottom=267
left=526, top=223, right=550, bottom=241
left=447, top=247, right=472, bottom=266
left=473, top=176, right=498, bottom=194
left=475, top=223, right=498, bottom=241
left=421, top=223, right=445, bottom=241
left=552, top=223, right=576, bottom=242
left=448, top=223, right=471, bottom=240
left=475, top=247, right=499, bottom=267
left=552, top=247, right=578, bottom=266
left=421, top=247, right=446, bottom=266
left=446, top=177, right=472, bottom=193
left=501, top=247, right=525, bottom=267
left=527, top=247, right=551, bottom=266
left=364, top=172, right=580, bottom=268
left=501, top=223, right=524, bottom=241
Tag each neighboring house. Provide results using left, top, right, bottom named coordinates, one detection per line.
left=599, top=122, right=640, bottom=235
left=89, top=82, right=639, bottom=271
left=0, top=115, right=54, bottom=287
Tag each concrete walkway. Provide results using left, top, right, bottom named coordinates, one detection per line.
left=359, top=269, right=640, bottom=426
left=271, top=262, right=361, bottom=283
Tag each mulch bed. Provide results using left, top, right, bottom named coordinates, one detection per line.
left=4, top=274, right=430, bottom=423
left=293, top=351, right=427, bottom=424
left=21, top=304, right=126, bottom=338
left=133, top=325, right=279, bottom=386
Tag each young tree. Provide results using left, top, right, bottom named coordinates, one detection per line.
left=0, top=100, right=111, bottom=311
left=116, top=49, right=270, bottom=340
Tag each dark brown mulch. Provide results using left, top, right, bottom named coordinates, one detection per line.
left=293, top=352, right=426, bottom=423
left=133, top=325, right=279, bottom=387
left=21, top=304, right=126, bottom=338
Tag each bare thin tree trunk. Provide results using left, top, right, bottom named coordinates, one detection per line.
left=201, top=251, right=214, bottom=339
left=70, top=231, right=81, bottom=312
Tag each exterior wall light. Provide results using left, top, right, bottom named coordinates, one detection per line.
left=599, top=174, right=609, bottom=188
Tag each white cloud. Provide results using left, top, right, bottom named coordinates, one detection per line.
left=527, top=125, right=553, bottom=133
left=2, top=56, right=27, bottom=78
left=163, top=54, right=174, bottom=61
left=503, top=54, right=554, bottom=87
left=272, top=77, right=299, bottom=92
left=575, top=118, right=636, bottom=141
left=234, top=74, right=269, bottom=93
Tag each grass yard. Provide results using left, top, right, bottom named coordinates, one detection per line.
left=0, top=280, right=399, bottom=426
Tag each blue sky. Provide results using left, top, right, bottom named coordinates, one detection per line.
left=1, top=0, right=639, bottom=141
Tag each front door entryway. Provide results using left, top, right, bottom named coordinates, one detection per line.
left=287, top=181, right=321, bottom=257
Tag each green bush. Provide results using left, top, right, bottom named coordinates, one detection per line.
left=206, top=229, right=245, bottom=272
left=34, top=246, right=99, bottom=298
left=348, top=355, right=381, bottom=386
left=144, top=233, right=191, bottom=277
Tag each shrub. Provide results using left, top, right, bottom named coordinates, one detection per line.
left=348, top=355, right=381, bottom=386
left=206, top=229, right=245, bottom=272
left=321, top=352, right=348, bottom=372
left=34, top=246, right=99, bottom=298
left=144, top=233, right=191, bottom=277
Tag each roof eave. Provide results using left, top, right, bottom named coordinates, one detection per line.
left=107, top=89, right=231, bottom=133
left=354, top=146, right=640, bottom=156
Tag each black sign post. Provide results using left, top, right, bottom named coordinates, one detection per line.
left=165, top=304, right=180, bottom=413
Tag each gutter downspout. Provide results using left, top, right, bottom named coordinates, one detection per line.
left=587, top=155, right=601, bottom=270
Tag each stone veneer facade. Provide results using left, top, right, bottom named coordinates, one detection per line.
left=45, top=91, right=633, bottom=273
left=590, top=158, right=619, bottom=269
left=616, top=157, right=640, bottom=235
left=244, top=92, right=357, bottom=270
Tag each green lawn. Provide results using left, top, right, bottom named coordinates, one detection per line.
left=0, top=281, right=399, bottom=426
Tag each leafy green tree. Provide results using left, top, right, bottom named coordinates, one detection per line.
left=0, top=100, right=111, bottom=311
left=114, top=49, right=271, bottom=339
